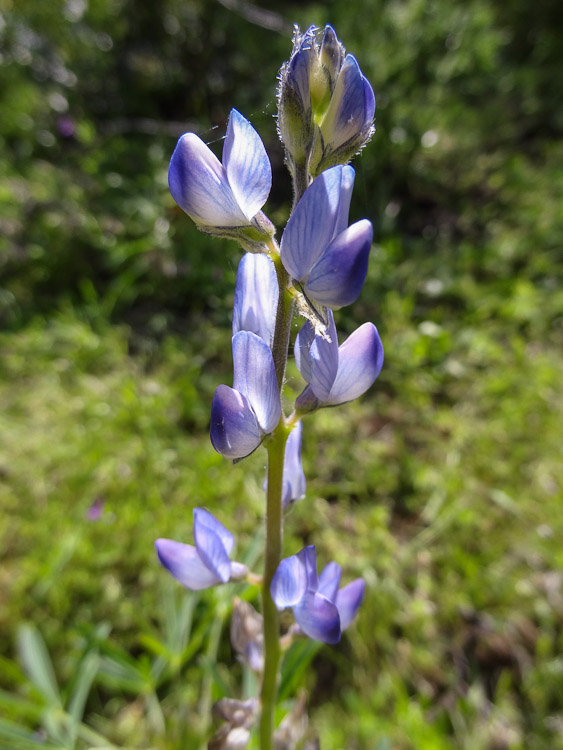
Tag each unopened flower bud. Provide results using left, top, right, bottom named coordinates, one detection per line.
left=277, top=26, right=317, bottom=171
left=309, top=53, right=375, bottom=176
left=277, top=25, right=374, bottom=178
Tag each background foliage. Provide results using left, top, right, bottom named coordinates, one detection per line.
left=1, top=0, right=562, bottom=748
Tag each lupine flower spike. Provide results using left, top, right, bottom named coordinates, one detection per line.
left=155, top=508, right=247, bottom=590
left=169, top=109, right=274, bottom=249
left=271, top=545, right=365, bottom=643
left=160, top=23, right=380, bottom=750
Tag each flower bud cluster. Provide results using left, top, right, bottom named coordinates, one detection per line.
left=278, top=25, right=375, bottom=179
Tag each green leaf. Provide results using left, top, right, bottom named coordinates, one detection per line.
left=16, top=625, right=61, bottom=708
left=279, top=639, right=322, bottom=701
left=97, top=653, right=150, bottom=693
left=0, top=689, right=42, bottom=722
left=67, top=652, right=100, bottom=726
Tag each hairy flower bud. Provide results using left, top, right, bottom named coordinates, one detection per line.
left=278, top=25, right=374, bottom=178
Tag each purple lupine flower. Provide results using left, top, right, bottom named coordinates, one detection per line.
left=278, top=25, right=375, bottom=175
left=270, top=546, right=365, bottom=644
left=155, top=508, right=247, bottom=590
left=263, top=421, right=306, bottom=508
left=210, top=331, right=281, bottom=460
left=280, top=165, right=372, bottom=309
left=232, top=253, right=278, bottom=346
left=169, top=109, right=274, bottom=245
left=294, top=309, right=383, bottom=411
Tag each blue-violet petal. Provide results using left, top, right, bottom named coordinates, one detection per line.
left=298, top=546, right=319, bottom=592
left=232, top=331, right=280, bottom=434
left=193, top=508, right=234, bottom=556
left=155, top=539, right=220, bottom=590
left=233, top=253, right=278, bottom=345
left=168, top=133, right=246, bottom=227
left=306, top=219, right=372, bottom=308
left=336, top=578, right=365, bottom=630
left=327, top=323, right=384, bottom=405
left=282, top=422, right=306, bottom=506
left=318, top=561, right=342, bottom=603
left=296, top=312, right=339, bottom=401
left=193, top=510, right=232, bottom=583
left=294, top=591, right=341, bottom=644
left=210, top=384, right=261, bottom=460
left=271, top=554, right=308, bottom=609
left=280, top=166, right=348, bottom=281
left=223, top=109, right=272, bottom=221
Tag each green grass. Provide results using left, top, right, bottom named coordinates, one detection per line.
left=1, top=255, right=562, bottom=748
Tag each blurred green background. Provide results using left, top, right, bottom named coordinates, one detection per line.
left=1, top=0, right=562, bottom=748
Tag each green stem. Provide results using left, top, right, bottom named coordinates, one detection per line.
left=259, top=423, right=289, bottom=750
left=259, top=248, right=294, bottom=750
left=292, top=162, right=311, bottom=212
left=270, top=255, right=294, bottom=391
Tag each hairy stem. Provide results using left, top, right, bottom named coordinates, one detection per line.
left=292, top=162, right=311, bottom=212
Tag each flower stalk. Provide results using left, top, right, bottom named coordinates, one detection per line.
left=259, top=240, right=295, bottom=748
left=260, top=421, right=289, bottom=750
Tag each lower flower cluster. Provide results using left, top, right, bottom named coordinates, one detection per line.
left=157, top=510, right=363, bottom=646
